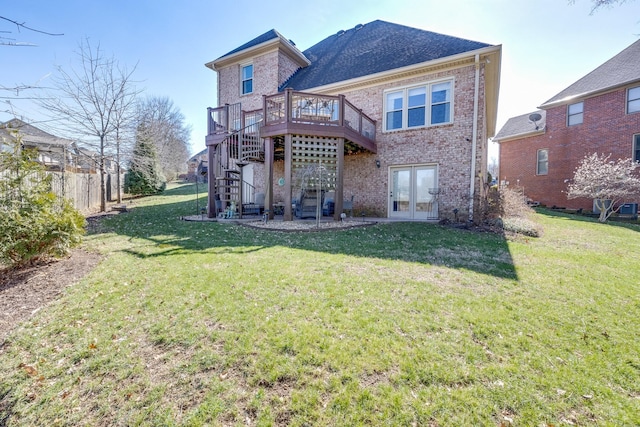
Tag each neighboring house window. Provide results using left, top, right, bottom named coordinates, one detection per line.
left=241, top=64, right=253, bottom=95
left=567, top=101, right=583, bottom=126
left=384, top=79, right=453, bottom=131
left=628, top=86, right=640, bottom=114
left=537, top=149, right=548, bottom=175
left=634, top=134, right=640, bottom=163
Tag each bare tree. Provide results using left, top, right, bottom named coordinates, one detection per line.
left=567, top=153, right=640, bottom=222
left=135, top=96, right=191, bottom=181
left=112, top=94, right=137, bottom=203
left=39, top=39, right=139, bottom=211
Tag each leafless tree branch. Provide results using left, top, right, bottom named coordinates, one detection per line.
left=0, top=15, right=64, bottom=36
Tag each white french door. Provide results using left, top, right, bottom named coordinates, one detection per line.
left=389, top=165, right=438, bottom=219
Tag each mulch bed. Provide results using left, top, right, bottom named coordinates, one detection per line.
left=0, top=213, right=108, bottom=348
left=0, top=249, right=103, bottom=347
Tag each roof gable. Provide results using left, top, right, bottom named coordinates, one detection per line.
left=280, top=20, right=493, bottom=91
left=207, top=29, right=309, bottom=71
left=216, top=29, right=280, bottom=61
left=493, top=110, right=546, bottom=142
left=541, top=39, right=640, bottom=107
left=188, top=148, right=208, bottom=162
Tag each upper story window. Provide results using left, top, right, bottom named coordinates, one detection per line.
left=634, top=134, right=640, bottom=163
left=537, top=149, right=548, bottom=175
left=241, top=64, right=253, bottom=95
left=628, top=86, right=640, bottom=114
left=567, top=101, right=583, bottom=126
left=384, top=79, right=452, bottom=131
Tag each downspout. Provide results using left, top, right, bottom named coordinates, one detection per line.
left=468, top=54, right=480, bottom=222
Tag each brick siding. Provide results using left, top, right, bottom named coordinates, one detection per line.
left=499, top=87, right=640, bottom=209
left=216, top=45, right=489, bottom=220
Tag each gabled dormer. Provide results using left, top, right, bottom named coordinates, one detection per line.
left=205, top=30, right=310, bottom=111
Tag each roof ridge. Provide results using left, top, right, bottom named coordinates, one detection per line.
left=541, top=38, right=640, bottom=107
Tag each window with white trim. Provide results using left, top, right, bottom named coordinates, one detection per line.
left=567, top=101, right=583, bottom=126
left=384, top=80, right=453, bottom=131
left=628, top=86, right=640, bottom=114
left=634, top=134, right=640, bottom=163
left=241, top=64, right=253, bottom=95
left=537, top=149, right=548, bottom=175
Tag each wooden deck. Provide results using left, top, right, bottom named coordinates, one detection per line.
left=206, top=89, right=376, bottom=154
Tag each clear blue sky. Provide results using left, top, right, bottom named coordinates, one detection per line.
left=2, top=0, right=639, bottom=160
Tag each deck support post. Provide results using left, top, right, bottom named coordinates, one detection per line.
left=284, top=134, right=293, bottom=221
left=334, top=137, right=344, bottom=221
left=207, top=145, right=216, bottom=218
left=265, top=137, right=274, bottom=219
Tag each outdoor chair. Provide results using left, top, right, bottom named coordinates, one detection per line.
left=242, top=192, right=265, bottom=215
left=294, top=189, right=324, bottom=219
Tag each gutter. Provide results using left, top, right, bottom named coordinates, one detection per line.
left=493, top=127, right=546, bottom=144
left=469, top=54, right=480, bottom=222
left=539, top=78, right=640, bottom=109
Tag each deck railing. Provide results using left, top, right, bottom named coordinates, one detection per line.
left=262, top=89, right=376, bottom=142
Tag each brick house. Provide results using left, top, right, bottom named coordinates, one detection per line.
left=186, top=148, right=208, bottom=182
left=204, top=20, right=502, bottom=221
left=494, top=39, right=640, bottom=211
left=1, top=118, right=74, bottom=171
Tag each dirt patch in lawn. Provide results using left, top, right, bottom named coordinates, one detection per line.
left=0, top=211, right=118, bottom=347
left=0, top=249, right=103, bottom=346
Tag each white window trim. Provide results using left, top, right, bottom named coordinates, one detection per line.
left=383, top=77, right=454, bottom=132
left=567, top=101, right=584, bottom=126
left=536, top=149, right=548, bottom=175
left=627, top=86, right=640, bottom=114
left=240, top=63, right=253, bottom=96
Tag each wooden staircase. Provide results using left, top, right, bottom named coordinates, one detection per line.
left=212, top=111, right=265, bottom=214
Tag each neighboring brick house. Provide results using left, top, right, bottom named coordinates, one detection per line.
left=186, top=148, right=208, bottom=182
left=495, top=39, right=640, bottom=211
left=204, top=20, right=502, bottom=221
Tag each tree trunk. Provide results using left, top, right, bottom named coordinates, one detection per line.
left=116, top=134, right=122, bottom=204
left=100, top=135, right=107, bottom=212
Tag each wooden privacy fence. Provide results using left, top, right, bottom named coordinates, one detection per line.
left=1, top=169, right=124, bottom=212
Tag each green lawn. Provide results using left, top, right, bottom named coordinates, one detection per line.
left=1, top=183, right=639, bottom=426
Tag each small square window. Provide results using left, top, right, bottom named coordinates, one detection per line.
left=628, top=86, right=640, bottom=114
left=568, top=102, right=583, bottom=126
left=537, top=149, right=548, bottom=175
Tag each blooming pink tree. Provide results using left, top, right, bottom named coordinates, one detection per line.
left=567, top=153, right=640, bottom=222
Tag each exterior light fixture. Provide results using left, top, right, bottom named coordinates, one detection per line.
left=375, top=159, right=380, bottom=168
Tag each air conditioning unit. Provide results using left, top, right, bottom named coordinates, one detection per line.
left=619, top=203, right=638, bottom=215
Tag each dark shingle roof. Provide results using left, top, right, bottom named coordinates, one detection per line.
left=216, top=29, right=280, bottom=61
left=0, top=118, right=71, bottom=147
left=541, top=39, right=640, bottom=107
left=188, top=148, right=208, bottom=162
left=279, top=20, right=492, bottom=91
left=493, top=110, right=546, bottom=142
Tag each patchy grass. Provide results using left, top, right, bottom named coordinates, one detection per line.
left=1, top=184, right=639, bottom=426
